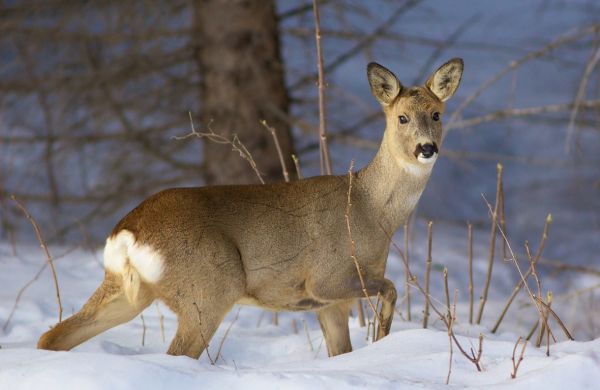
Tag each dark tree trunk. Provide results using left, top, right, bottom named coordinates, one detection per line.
left=195, top=0, right=294, bottom=185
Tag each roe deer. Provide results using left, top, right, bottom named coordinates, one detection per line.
left=38, top=58, right=463, bottom=358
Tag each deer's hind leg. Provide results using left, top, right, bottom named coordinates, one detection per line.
left=164, top=297, right=235, bottom=359
left=38, top=271, right=155, bottom=351
left=158, top=238, right=246, bottom=359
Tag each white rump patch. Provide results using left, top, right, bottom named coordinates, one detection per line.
left=103, top=230, right=164, bottom=283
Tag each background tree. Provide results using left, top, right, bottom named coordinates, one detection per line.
left=195, top=0, right=294, bottom=185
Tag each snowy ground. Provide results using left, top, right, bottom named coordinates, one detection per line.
left=1, top=221, right=599, bottom=389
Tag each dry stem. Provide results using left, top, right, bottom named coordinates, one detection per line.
left=345, top=160, right=382, bottom=335
left=476, top=163, right=503, bottom=324
left=468, top=223, right=474, bottom=324
left=423, top=221, right=433, bottom=328
left=140, top=314, right=147, bottom=347
left=380, top=223, right=484, bottom=372
left=291, top=154, right=304, bottom=179
left=446, top=289, right=458, bottom=385
left=566, top=45, right=600, bottom=153
left=215, top=307, right=242, bottom=363
left=312, top=0, right=332, bottom=175
left=2, top=246, right=76, bottom=331
left=302, top=318, right=314, bottom=352
left=404, top=222, right=412, bottom=321
left=511, top=336, right=527, bottom=379
left=483, top=199, right=573, bottom=344
left=177, top=113, right=265, bottom=184
left=11, top=194, right=63, bottom=323
left=192, top=301, right=215, bottom=365
left=261, top=120, right=290, bottom=182
left=492, top=214, right=552, bottom=333
left=448, top=23, right=600, bottom=128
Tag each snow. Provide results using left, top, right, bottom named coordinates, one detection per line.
left=1, top=222, right=599, bottom=389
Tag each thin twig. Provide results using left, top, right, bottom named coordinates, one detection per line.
left=2, top=246, right=76, bottom=331
left=423, top=221, right=433, bottom=328
left=11, top=195, right=63, bottom=323
left=345, top=160, right=382, bottom=332
left=302, top=318, right=314, bottom=352
left=443, top=268, right=450, bottom=313
left=404, top=222, right=412, bottom=322
left=379, top=223, right=484, bottom=372
left=177, top=113, right=265, bottom=184
left=526, top=320, right=540, bottom=341
left=536, top=297, right=574, bottom=341
left=468, top=223, right=474, bottom=324
left=292, top=0, right=421, bottom=90
left=511, top=337, right=527, bottom=379
left=484, top=198, right=573, bottom=342
left=476, top=163, right=502, bottom=324
left=492, top=215, right=552, bottom=333
left=140, top=314, right=146, bottom=347
left=566, top=45, right=600, bottom=153
left=291, top=154, right=304, bottom=179
left=446, top=289, right=458, bottom=385
left=192, top=301, right=215, bottom=365
left=446, top=99, right=600, bottom=131
left=261, top=120, right=290, bottom=182
left=215, top=307, right=242, bottom=363
left=448, top=23, right=600, bottom=128
left=312, top=0, right=332, bottom=175
left=491, top=271, right=530, bottom=334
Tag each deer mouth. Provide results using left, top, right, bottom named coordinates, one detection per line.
left=415, top=143, right=438, bottom=164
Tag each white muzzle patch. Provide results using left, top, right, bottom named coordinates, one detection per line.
left=417, top=152, right=438, bottom=165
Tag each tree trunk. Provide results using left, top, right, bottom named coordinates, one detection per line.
left=195, top=0, right=294, bottom=185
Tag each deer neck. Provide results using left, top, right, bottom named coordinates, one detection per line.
left=355, top=129, right=433, bottom=234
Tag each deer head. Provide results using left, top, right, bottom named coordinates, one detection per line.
left=367, top=58, right=463, bottom=173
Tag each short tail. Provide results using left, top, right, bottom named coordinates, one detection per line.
left=103, top=229, right=164, bottom=305
left=122, top=262, right=142, bottom=303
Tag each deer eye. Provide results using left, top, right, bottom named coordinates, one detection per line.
left=432, top=112, right=440, bottom=121
left=399, top=115, right=409, bottom=124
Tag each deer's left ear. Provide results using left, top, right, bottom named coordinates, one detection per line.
left=367, top=62, right=402, bottom=106
left=426, top=58, right=464, bottom=102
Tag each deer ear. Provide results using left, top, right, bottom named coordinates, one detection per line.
left=367, top=62, right=402, bottom=105
left=426, top=58, right=464, bottom=102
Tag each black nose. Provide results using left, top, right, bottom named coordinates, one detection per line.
left=419, top=143, right=438, bottom=158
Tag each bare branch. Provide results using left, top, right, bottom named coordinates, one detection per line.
left=11, top=195, right=63, bottom=323
left=345, top=160, right=382, bottom=335
left=177, top=113, right=265, bottom=184
left=423, top=221, right=433, bottom=328
left=312, top=0, right=333, bottom=175
left=511, top=337, right=527, bottom=379
left=566, top=46, right=600, bottom=153
left=476, top=163, right=503, bottom=324
left=448, top=23, right=600, bottom=129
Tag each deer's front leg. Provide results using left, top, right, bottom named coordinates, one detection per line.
left=317, top=301, right=352, bottom=356
left=311, top=276, right=397, bottom=342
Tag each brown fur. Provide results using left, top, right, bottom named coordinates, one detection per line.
left=38, top=59, right=464, bottom=359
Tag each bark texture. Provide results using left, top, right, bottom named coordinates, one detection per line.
left=195, top=0, right=294, bottom=185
